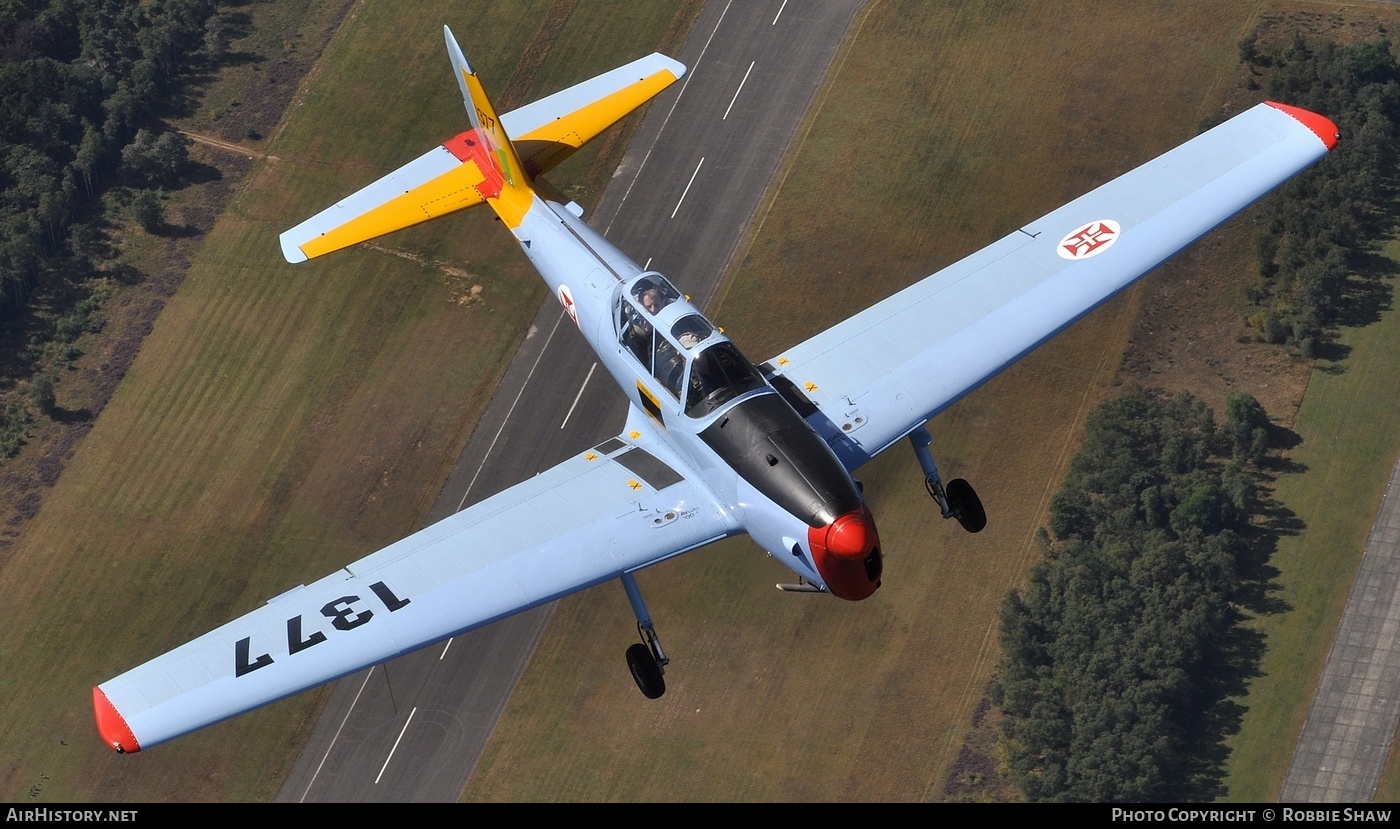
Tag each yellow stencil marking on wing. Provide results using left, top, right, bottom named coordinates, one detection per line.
left=299, top=161, right=489, bottom=260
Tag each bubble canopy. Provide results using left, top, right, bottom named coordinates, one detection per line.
left=615, top=273, right=763, bottom=417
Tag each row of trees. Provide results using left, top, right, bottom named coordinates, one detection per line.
left=0, top=0, right=218, bottom=455
left=1241, top=34, right=1400, bottom=355
left=994, top=389, right=1272, bottom=801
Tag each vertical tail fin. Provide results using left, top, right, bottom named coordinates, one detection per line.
left=444, top=26, right=535, bottom=226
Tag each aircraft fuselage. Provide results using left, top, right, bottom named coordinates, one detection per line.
left=511, top=196, right=882, bottom=599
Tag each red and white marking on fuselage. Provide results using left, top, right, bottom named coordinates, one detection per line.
left=557, top=284, right=578, bottom=327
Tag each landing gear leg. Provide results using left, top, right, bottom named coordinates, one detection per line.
left=909, top=426, right=986, bottom=533
left=621, top=571, right=667, bottom=699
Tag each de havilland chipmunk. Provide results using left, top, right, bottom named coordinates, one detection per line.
left=93, top=27, right=1339, bottom=752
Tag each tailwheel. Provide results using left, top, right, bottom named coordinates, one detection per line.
left=945, top=478, right=986, bottom=533
left=626, top=642, right=666, bottom=699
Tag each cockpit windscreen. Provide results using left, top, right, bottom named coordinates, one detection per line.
left=685, top=342, right=766, bottom=417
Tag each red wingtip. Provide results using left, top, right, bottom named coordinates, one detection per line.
left=1266, top=101, right=1340, bottom=151
left=92, top=687, right=140, bottom=754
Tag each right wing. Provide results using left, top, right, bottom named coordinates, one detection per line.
left=279, top=49, right=685, bottom=263
left=94, top=415, right=736, bottom=752
left=761, top=102, right=1338, bottom=470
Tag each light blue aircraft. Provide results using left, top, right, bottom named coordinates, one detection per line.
left=94, top=27, right=1338, bottom=752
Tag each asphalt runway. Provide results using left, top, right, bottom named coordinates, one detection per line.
left=1282, top=456, right=1400, bottom=802
left=278, top=0, right=866, bottom=802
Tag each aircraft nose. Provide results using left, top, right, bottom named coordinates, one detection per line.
left=824, top=510, right=872, bottom=557
left=808, top=506, right=882, bottom=601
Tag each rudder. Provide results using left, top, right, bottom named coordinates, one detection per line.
left=444, top=26, right=534, bottom=227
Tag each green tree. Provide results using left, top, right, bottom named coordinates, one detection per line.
left=1224, top=391, right=1271, bottom=464
left=120, top=128, right=189, bottom=186
left=129, top=188, right=163, bottom=233
left=1247, top=35, right=1400, bottom=351
left=998, top=389, right=1248, bottom=801
left=27, top=372, right=56, bottom=415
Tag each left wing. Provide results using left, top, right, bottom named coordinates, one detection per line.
left=763, top=102, right=1338, bottom=470
left=94, top=417, right=736, bottom=752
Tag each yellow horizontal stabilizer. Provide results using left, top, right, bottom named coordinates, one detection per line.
left=295, top=156, right=489, bottom=261
left=512, top=65, right=683, bottom=178
left=279, top=49, right=685, bottom=263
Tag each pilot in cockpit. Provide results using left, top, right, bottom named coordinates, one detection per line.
left=625, top=278, right=684, bottom=370
left=633, top=278, right=679, bottom=317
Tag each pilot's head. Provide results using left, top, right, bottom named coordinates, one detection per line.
left=641, top=288, right=662, bottom=314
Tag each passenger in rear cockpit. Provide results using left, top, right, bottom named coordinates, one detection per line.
left=625, top=309, right=653, bottom=366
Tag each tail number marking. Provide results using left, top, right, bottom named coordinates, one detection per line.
left=234, top=580, right=411, bottom=677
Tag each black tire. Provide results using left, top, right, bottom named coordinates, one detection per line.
left=626, top=643, right=666, bottom=699
left=946, top=478, right=987, bottom=534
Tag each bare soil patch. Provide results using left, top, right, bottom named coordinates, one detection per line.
left=1117, top=227, right=1314, bottom=426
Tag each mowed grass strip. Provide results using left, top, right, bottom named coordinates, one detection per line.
left=465, top=0, right=1269, bottom=802
left=1225, top=240, right=1400, bottom=801
left=0, top=0, right=697, bottom=803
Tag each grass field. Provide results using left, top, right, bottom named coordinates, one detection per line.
left=3, top=0, right=1398, bottom=804
left=0, top=0, right=698, bottom=803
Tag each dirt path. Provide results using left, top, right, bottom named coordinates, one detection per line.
left=178, top=129, right=276, bottom=161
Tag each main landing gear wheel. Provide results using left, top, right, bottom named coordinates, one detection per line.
left=626, top=642, right=666, bottom=699
left=910, top=426, right=988, bottom=534
left=945, top=478, right=986, bottom=534
left=621, top=571, right=669, bottom=699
